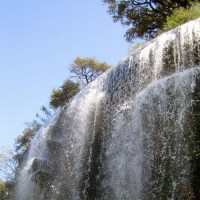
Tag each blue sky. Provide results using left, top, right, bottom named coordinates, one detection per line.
left=0, top=0, right=133, bottom=149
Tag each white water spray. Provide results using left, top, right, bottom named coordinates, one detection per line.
left=15, top=18, right=200, bottom=200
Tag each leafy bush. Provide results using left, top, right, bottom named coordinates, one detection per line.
left=159, top=2, right=200, bottom=34
left=0, top=181, right=9, bottom=200
left=133, top=41, right=146, bottom=50
left=127, top=41, right=146, bottom=54
left=50, top=79, right=80, bottom=109
left=70, top=57, right=111, bottom=86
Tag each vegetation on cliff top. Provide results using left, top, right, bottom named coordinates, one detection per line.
left=103, top=0, right=199, bottom=42
left=1, top=1, right=200, bottom=198
left=159, top=2, right=200, bottom=34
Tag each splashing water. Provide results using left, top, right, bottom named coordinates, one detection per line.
left=15, top=18, right=200, bottom=200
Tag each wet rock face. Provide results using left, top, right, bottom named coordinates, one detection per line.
left=46, top=140, right=62, bottom=158
left=29, top=158, right=56, bottom=188
left=29, top=158, right=50, bottom=173
left=14, top=18, right=200, bottom=200
left=31, top=171, right=55, bottom=188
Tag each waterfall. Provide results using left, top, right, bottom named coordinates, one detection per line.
left=15, top=18, right=200, bottom=200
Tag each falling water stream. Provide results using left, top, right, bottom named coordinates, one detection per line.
left=15, top=18, right=200, bottom=200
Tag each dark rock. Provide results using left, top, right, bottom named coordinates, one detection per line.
left=5, top=181, right=15, bottom=190
left=29, top=157, right=56, bottom=188
left=31, top=170, right=55, bottom=188
left=29, top=158, right=51, bottom=173
left=46, top=139, right=62, bottom=157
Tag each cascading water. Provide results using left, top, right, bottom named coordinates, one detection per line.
left=15, top=18, right=200, bottom=200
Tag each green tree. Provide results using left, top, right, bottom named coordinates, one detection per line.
left=103, top=0, right=198, bottom=42
left=0, top=180, right=9, bottom=200
left=127, top=41, right=146, bottom=53
left=14, top=120, right=42, bottom=164
left=50, top=79, right=80, bottom=109
left=70, top=57, right=111, bottom=85
left=36, top=106, right=53, bottom=124
left=14, top=105, right=54, bottom=164
left=158, top=2, right=200, bottom=34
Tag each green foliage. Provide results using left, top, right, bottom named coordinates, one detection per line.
left=70, top=57, right=111, bottom=85
left=36, top=106, right=53, bottom=123
left=14, top=106, right=54, bottom=164
left=14, top=120, right=41, bottom=164
left=159, top=2, right=200, bottom=34
left=15, top=120, right=41, bottom=152
left=0, top=180, right=9, bottom=200
left=103, top=0, right=198, bottom=42
left=9, top=55, right=110, bottom=185
left=133, top=42, right=145, bottom=50
left=40, top=106, right=52, bottom=118
left=50, top=79, right=80, bottom=109
left=128, top=41, right=146, bottom=53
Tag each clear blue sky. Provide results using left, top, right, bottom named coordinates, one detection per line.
left=0, top=0, right=133, bottom=148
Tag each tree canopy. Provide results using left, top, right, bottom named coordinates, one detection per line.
left=0, top=180, right=9, bottom=200
left=50, top=79, right=80, bottom=109
left=103, top=0, right=199, bottom=42
left=14, top=120, right=42, bottom=164
left=0, top=56, right=111, bottom=187
left=159, top=2, right=200, bottom=34
left=14, top=106, right=54, bottom=164
left=70, top=57, right=111, bottom=86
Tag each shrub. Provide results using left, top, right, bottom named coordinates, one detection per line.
left=158, top=2, right=200, bottom=34
left=127, top=41, right=146, bottom=54
left=0, top=181, right=9, bottom=200
left=50, top=79, right=80, bottom=109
